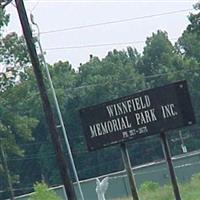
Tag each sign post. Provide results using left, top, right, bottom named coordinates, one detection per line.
left=120, top=143, right=139, bottom=200
left=160, top=132, right=181, bottom=200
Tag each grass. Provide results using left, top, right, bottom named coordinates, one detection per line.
left=111, top=172, right=200, bottom=200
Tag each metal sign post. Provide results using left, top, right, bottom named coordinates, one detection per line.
left=120, top=143, right=139, bottom=200
left=160, top=132, right=182, bottom=200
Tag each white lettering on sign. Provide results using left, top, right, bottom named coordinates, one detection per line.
left=122, top=131, right=129, bottom=138
left=89, top=116, right=132, bottom=138
left=89, top=96, right=180, bottom=139
left=161, top=104, right=178, bottom=119
left=122, top=126, right=148, bottom=138
left=135, top=109, right=157, bottom=125
left=106, top=95, right=151, bottom=117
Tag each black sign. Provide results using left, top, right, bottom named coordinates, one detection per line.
left=79, top=80, right=196, bottom=151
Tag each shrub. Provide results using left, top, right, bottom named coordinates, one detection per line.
left=28, top=182, right=62, bottom=200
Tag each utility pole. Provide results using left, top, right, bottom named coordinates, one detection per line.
left=30, top=15, right=85, bottom=200
left=14, top=0, right=76, bottom=199
left=0, top=139, right=14, bottom=200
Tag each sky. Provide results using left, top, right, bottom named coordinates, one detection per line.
left=4, top=0, right=198, bottom=70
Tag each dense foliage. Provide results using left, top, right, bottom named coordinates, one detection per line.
left=0, top=3, right=200, bottom=199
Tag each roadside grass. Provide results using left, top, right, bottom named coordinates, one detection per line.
left=112, top=172, right=200, bottom=200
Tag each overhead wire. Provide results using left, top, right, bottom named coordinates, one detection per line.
left=44, top=40, right=146, bottom=51
left=44, top=37, right=178, bottom=51
left=9, top=4, right=193, bottom=36
left=40, top=8, right=193, bottom=34
left=8, top=5, right=194, bottom=62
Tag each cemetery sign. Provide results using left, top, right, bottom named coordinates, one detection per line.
left=79, top=80, right=195, bottom=151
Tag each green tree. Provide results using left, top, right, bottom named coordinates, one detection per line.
left=0, top=32, right=30, bottom=92
left=0, top=13, right=38, bottom=198
left=172, top=3, right=200, bottom=155
left=0, top=8, right=9, bottom=34
left=0, top=32, right=30, bottom=67
left=176, top=29, right=200, bottom=62
left=0, top=85, right=38, bottom=199
left=138, top=30, right=176, bottom=87
left=187, top=3, right=200, bottom=35
left=176, top=3, right=200, bottom=61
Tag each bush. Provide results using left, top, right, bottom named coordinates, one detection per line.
left=28, top=182, right=62, bottom=200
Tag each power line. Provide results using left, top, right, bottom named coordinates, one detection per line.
left=40, top=8, right=193, bottom=35
left=45, top=40, right=146, bottom=51
left=44, top=37, right=178, bottom=51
